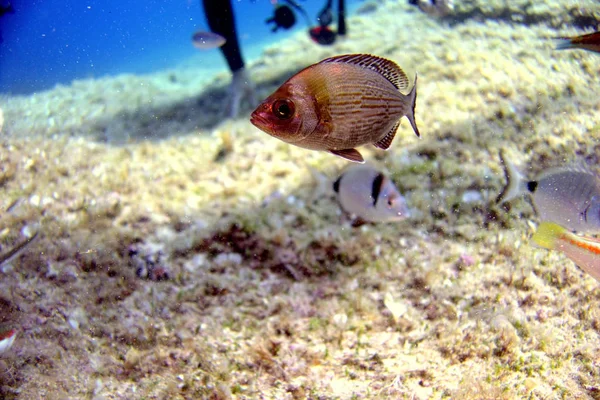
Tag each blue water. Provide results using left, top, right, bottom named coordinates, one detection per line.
left=0, top=0, right=352, bottom=95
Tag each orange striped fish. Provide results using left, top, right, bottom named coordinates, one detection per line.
left=250, top=54, right=420, bottom=163
left=532, top=222, right=600, bottom=282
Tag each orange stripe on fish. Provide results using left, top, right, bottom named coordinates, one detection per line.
left=562, top=234, right=600, bottom=255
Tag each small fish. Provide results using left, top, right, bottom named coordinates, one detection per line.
left=497, top=151, right=600, bottom=233
left=0, top=329, right=16, bottom=355
left=0, top=230, right=38, bottom=267
left=250, top=54, right=420, bottom=163
left=555, top=30, right=600, bottom=54
left=408, top=0, right=454, bottom=18
left=333, top=165, right=410, bottom=224
left=532, top=222, right=600, bottom=282
left=191, top=30, right=226, bottom=50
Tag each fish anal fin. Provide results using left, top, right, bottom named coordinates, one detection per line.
left=373, top=121, right=399, bottom=150
left=532, top=222, right=565, bottom=250
left=320, top=53, right=409, bottom=91
left=329, top=148, right=365, bottom=163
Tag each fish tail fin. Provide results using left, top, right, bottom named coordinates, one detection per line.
left=532, top=222, right=567, bottom=250
left=406, top=73, right=420, bottom=138
left=496, top=150, right=527, bottom=204
left=555, top=38, right=574, bottom=50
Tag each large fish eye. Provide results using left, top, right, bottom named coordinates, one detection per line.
left=272, top=99, right=295, bottom=120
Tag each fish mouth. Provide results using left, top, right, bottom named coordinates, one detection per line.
left=399, top=210, right=411, bottom=219
left=393, top=207, right=411, bottom=220
left=250, top=112, right=269, bottom=129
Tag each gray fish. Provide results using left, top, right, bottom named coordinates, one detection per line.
left=333, top=165, right=410, bottom=223
left=497, top=150, right=600, bottom=233
left=192, top=30, right=226, bottom=50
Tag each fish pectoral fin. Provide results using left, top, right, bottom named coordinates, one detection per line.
left=329, top=148, right=365, bottom=163
left=373, top=121, right=400, bottom=150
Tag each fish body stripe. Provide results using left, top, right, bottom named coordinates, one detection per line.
left=561, top=232, right=600, bottom=256
left=301, top=64, right=408, bottom=149
left=371, top=173, right=384, bottom=206
left=333, top=176, right=342, bottom=193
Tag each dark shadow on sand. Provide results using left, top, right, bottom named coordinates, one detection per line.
left=87, top=69, right=296, bottom=144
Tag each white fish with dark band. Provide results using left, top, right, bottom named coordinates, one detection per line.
left=333, top=165, right=410, bottom=223
left=497, top=150, right=600, bottom=233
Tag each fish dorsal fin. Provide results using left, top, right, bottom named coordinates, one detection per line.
left=538, top=163, right=599, bottom=181
left=373, top=121, right=400, bottom=150
left=329, top=148, right=365, bottom=163
left=320, top=54, right=409, bottom=91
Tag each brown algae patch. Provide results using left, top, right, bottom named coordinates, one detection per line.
left=0, top=1, right=600, bottom=399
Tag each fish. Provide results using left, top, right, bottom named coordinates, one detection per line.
left=333, top=164, right=410, bottom=224
left=250, top=54, right=420, bottom=163
left=408, top=0, right=454, bottom=18
left=191, top=30, right=226, bottom=50
left=532, top=222, right=600, bottom=282
left=0, top=230, right=38, bottom=267
left=0, top=328, right=16, bottom=355
left=497, top=150, right=600, bottom=233
left=555, top=30, right=600, bottom=54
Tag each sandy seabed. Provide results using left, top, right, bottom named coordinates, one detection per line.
left=1, top=1, right=600, bottom=399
